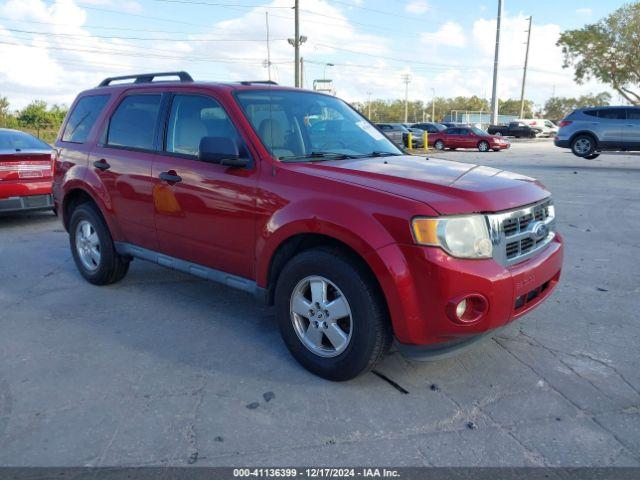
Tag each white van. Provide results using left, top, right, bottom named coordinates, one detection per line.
left=516, top=119, right=559, bottom=137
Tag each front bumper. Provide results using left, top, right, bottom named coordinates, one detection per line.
left=372, top=234, right=563, bottom=347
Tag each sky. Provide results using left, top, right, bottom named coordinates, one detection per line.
left=0, top=0, right=632, bottom=110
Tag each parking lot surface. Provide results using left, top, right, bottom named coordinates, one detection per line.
left=1, top=140, right=639, bottom=467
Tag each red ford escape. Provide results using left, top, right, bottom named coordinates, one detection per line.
left=52, top=72, right=563, bottom=381
left=0, top=128, right=54, bottom=214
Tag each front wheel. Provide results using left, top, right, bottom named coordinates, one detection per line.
left=69, top=203, right=130, bottom=285
left=275, top=249, right=391, bottom=381
left=434, top=139, right=445, bottom=150
left=478, top=140, right=490, bottom=152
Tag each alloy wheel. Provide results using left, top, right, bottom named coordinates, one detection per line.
left=75, top=219, right=101, bottom=271
left=290, top=275, right=353, bottom=358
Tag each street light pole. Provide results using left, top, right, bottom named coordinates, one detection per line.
left=401, top=73, right=411, bottom=123
left=489, top=0, right=503, bottom=125
left=519, top=16, right=532, bottom=119
left=431, top=88, right=435, bottom=121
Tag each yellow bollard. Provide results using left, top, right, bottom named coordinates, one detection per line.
left=407, top=132, right=413, bottom=150
left=423, top=131, right=428, bottom=152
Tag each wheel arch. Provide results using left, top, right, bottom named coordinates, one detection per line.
left=61, top=187, right=121, bottom=239
left=569, top=130, right=599, bottom=148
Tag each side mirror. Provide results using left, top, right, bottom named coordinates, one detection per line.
left=198, top=137, right=250, bottom=168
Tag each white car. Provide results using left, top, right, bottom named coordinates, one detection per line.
left=517, top=119, right=559, bottom=137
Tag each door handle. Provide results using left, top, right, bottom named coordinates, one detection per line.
left=159, top=171, right=182, bottom=183
left=93, top=159, right=110, bottom=171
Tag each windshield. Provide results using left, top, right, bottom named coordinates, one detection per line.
left=0, top=130, right=51, bottom=151
left=235, top=90, right=402, bottom=161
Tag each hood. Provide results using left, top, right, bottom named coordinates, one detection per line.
left=291, top=155, right=549, bottom=215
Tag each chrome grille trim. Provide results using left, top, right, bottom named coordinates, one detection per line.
left=486, top=198, right=556, bottom=266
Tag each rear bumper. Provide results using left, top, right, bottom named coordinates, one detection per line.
left=554, top=138, right=570, bottom=148
left=0, top=194, right=54, bottom=213
left=370, top=234, right=563, bottom=347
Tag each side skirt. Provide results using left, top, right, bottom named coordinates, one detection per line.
left=114, top=242, right=267, bottom=302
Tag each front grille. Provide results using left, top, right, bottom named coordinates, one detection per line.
left=487, top=199, right=556, bottom=266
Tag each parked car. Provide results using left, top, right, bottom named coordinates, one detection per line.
left=555, top=106, right=640, bottom=159
left=429, top=126, right=511, bottom=152
left=440, top=122, right=468, bottom=129
left=487, top=122, right=539, bottom=138
left=53, top=71, right=563, bottom=381
left=0, top=128, right=54, bottom=214
left=517, top=119, right=558, bottom=137
left=376, top=123, right=424, bottom=148
left=411, top=122, right=447, bottom=134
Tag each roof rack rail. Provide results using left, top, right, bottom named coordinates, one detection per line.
left=98, top=71, right=193, bottom=87
left=238, top=80, right=278, bottom=85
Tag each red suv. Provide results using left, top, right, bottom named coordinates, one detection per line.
left=53, top=72, right=563, bottom=381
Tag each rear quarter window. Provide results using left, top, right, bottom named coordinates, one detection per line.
left=62, top=94, right=110, bottom=143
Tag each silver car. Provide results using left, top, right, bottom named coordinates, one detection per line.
left=555, top=106, right=640, bottom=159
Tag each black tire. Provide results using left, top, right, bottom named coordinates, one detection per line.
left=571, top=134, right=596, bottom=157
left=478, top=140, right=490, bottom=152
left=585, top=153, right=600, bottom=160
left=69, top=203, right=129, bottom=285
left=275, top=248, right=391, bottom=381
left=434, top=139, right=445, bottom=150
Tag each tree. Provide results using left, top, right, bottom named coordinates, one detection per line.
left=0, top=96, right=18, bottom=128
left=18, top=100, right=53, bottom=130
left=499, top=98, right=534, bottom=117
left=557, top=2, right=640, bottom=105
left=542, top=92, right=611, bottom=122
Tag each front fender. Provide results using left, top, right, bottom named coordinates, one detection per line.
left=255, top=198, right=400, bottom=287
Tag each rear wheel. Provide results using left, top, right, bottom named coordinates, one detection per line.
left=275, top=249, right=391, bottom=381
left=69, top=203, right=129, bottom=285
left=434, top=139, right=445, bottom=150
left=478, top=140, right=490, bottom=152
left=571, top=134, right=596, bottom=157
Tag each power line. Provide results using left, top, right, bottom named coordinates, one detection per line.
left=2, top=27, right=287, bottom=42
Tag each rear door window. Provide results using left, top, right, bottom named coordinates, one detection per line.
left=106, top=94, right=162, bottom=151
left=598, top=109, right=626, bottom=120
left=62, top=94, right=110, bottom=143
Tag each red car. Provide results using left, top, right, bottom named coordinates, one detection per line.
left=0, top=128, right=54, bottom=214
left=53, top=72, right=562, bottom=381
left=430, top=126, right=510, bottom=152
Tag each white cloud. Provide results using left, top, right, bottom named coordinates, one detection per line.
left=420, top=21, right=466, bottom=48
left=405, top=0, right=429, bottom=15
left=576, top=7, right=592, bottom=15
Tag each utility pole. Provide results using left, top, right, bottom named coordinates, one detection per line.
left=294, top=0, right=299, bottom=87
left=287, top=0, right=306, bottom=87
left=431, top=87, right=435, bottom=121
left=401, top=73, right=411, bottom=123
left=489, top=0, right=503, bottom=125
left=519, top=16, right=532, bottom=119
left=265, top=12, right=271, bottom=81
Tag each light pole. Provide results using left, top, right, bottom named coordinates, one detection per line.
left=287, top=0, right=307, bottom=88
left=401, top=73, right=411, bottom=123
left=431, top=88, right=435, bottom=121
left=323, top=63, right=334, bottom=81
left=489, top=0, right=503, bottom=125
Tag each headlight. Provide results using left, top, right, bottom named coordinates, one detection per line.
left=412, top=215, right=493, bottom=259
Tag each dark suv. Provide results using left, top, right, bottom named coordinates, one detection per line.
left=53, top=72, right=563, bottom=380
left=555, top=106, right=640, bottom=159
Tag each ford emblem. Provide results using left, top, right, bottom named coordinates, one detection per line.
left=531, top=221, right=549, bottom=241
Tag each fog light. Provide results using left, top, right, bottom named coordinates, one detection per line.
left=456, top=299, right=467, bottom=318
left=446, top=294, right=489, bottom=325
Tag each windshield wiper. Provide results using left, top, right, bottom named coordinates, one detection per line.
left=279, top=151, right=354, bottom=162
